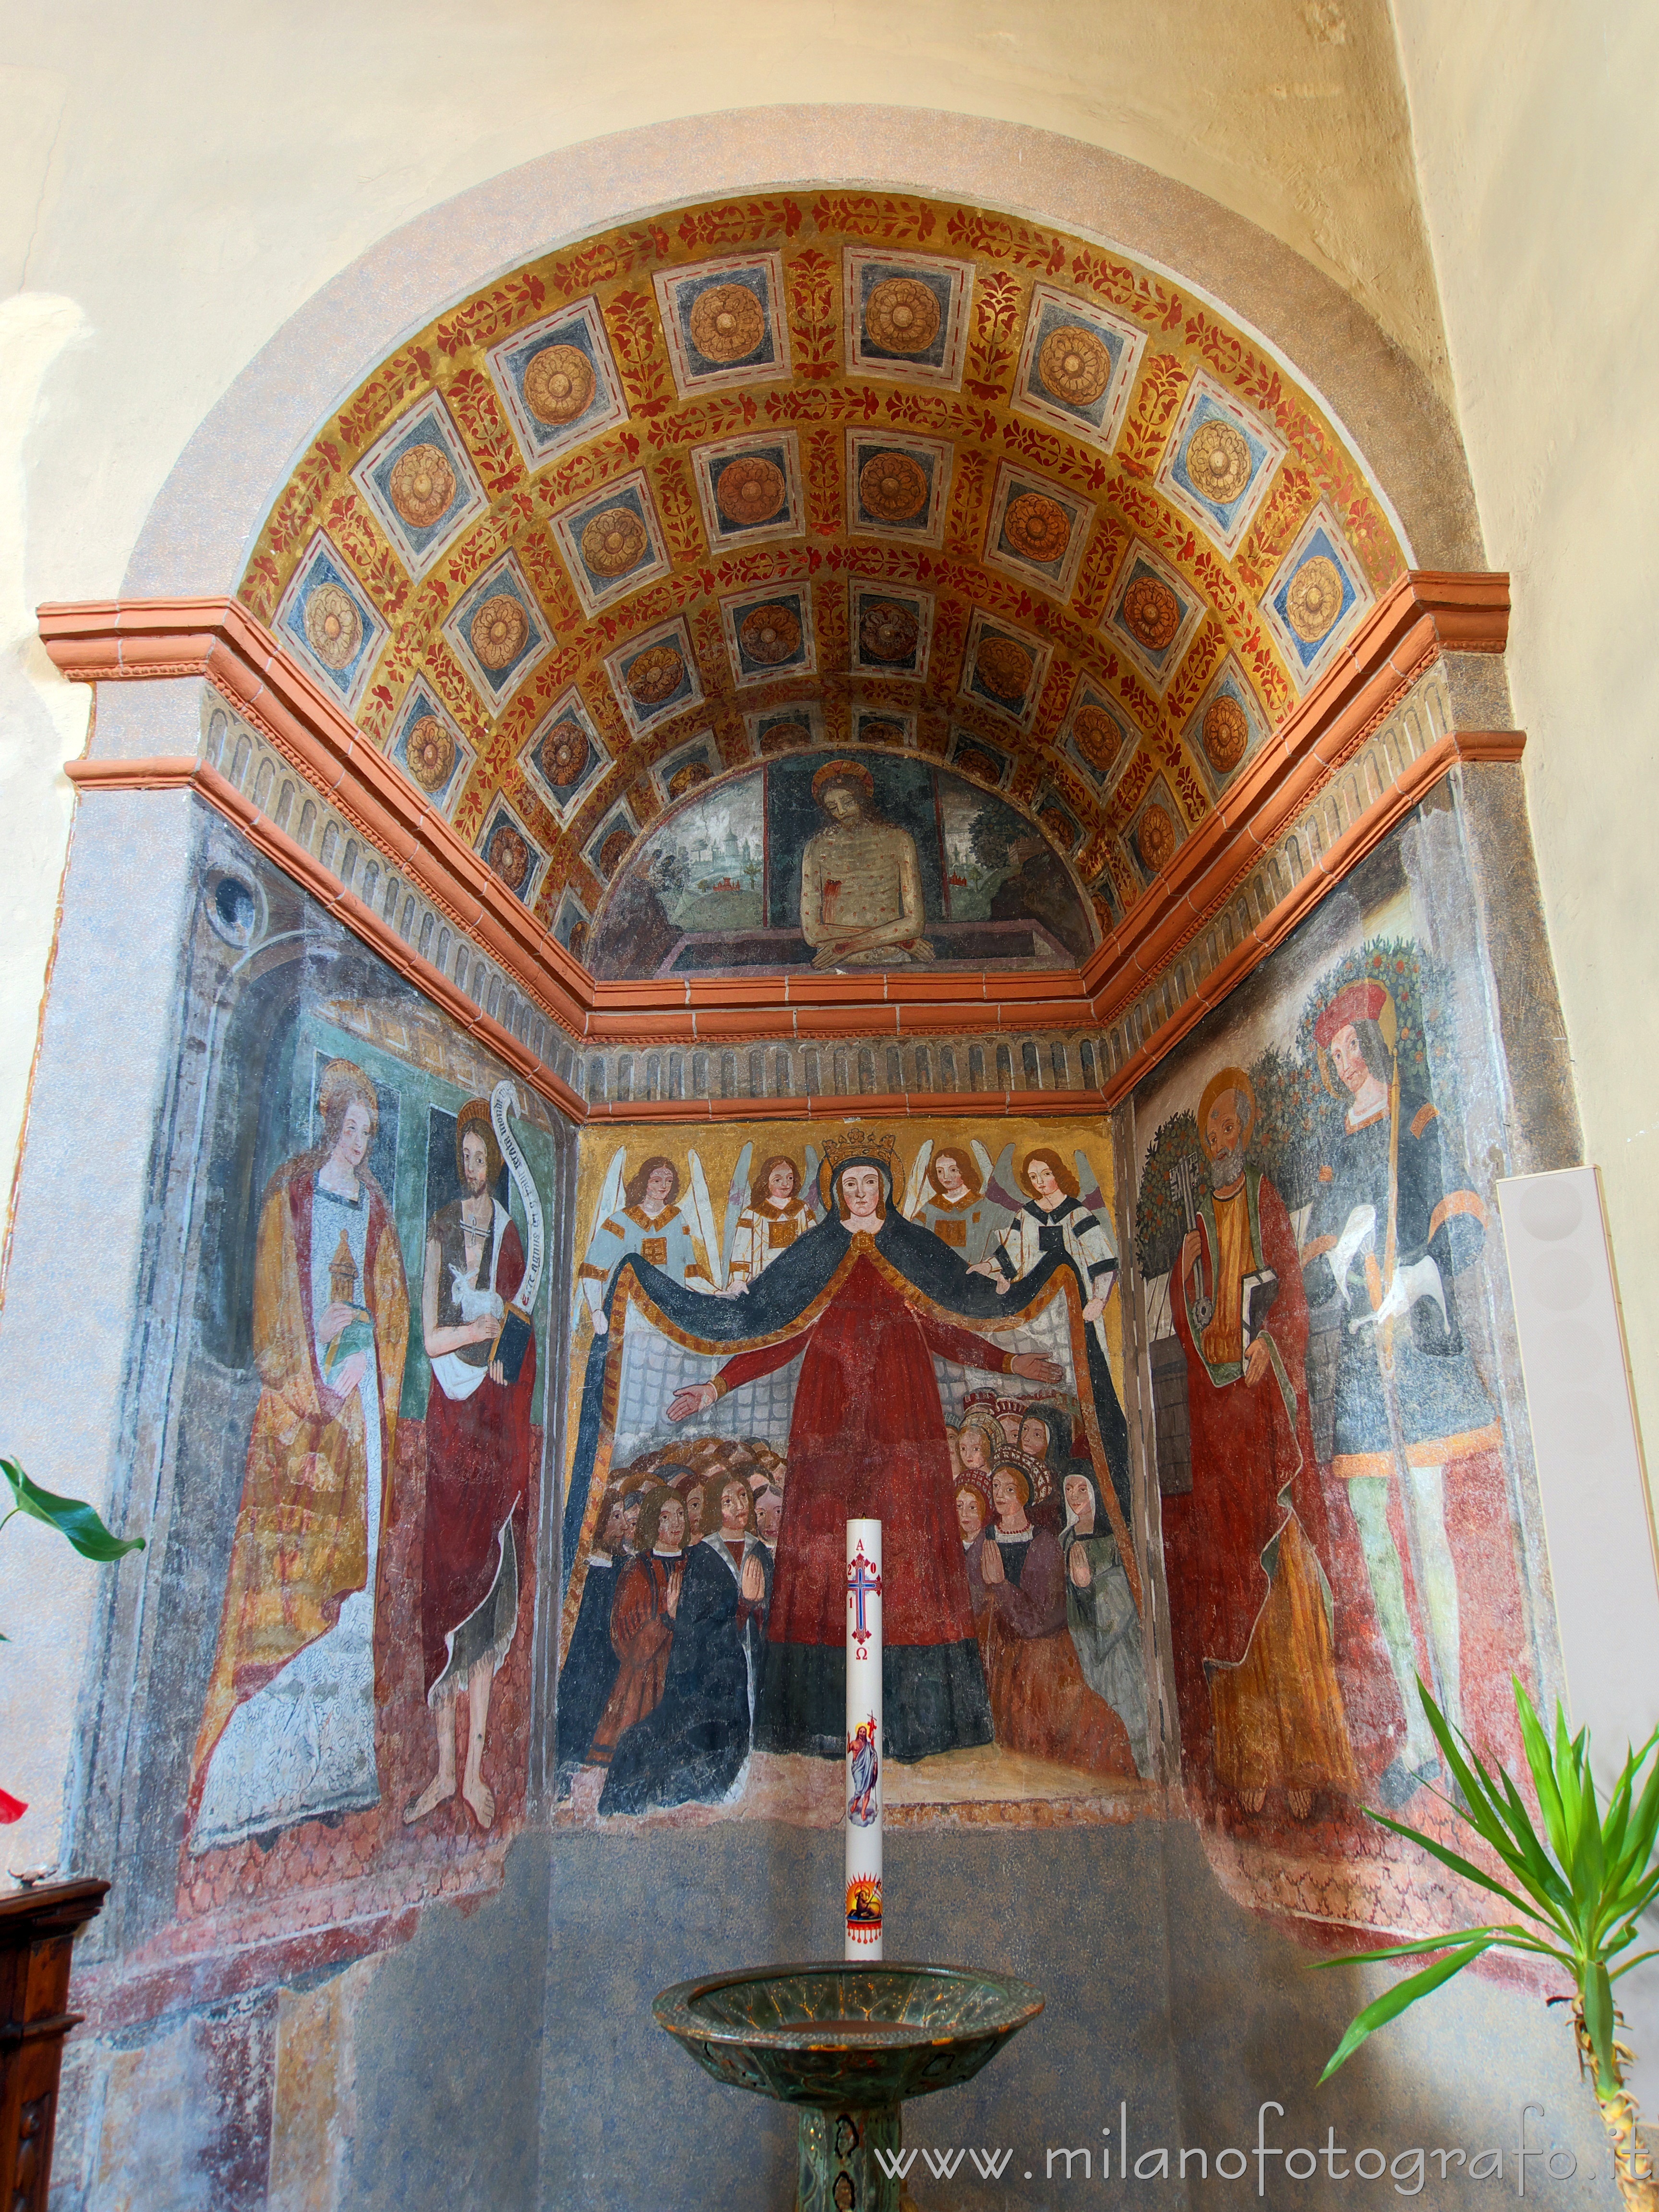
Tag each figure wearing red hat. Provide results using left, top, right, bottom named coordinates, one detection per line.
left=1299, top=977, right=1502, bottom=1794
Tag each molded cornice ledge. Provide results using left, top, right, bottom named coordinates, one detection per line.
left=1079, top=570, right=1510, bottom=1013
left=39, top=573, right=1514, bottom=1068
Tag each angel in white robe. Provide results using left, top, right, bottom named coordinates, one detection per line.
left=576, top=1150, right=721, bottom=1335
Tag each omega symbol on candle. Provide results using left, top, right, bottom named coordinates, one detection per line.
left=846, top=1543, right=882, bottom=1659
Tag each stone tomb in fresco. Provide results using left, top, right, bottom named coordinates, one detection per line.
left=104, top=817, right=564, bottom=1954
left=555, top=1119, right=1153, bottom=1823
left=587, top=750, right=1095, bottom=979
left=1130, top=797, right=1551, bottom=1925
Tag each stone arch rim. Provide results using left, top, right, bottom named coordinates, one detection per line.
left=124, top=102, right=1477, bottom=601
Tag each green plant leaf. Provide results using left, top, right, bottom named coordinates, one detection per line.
left=1489, top=1761, right=1573, bottom=1916
left=1610, top=1948, right=1659, bottom=1982
left=1582, top=1961, right=1619, bottom=2094
left=1319, top=1941, right=1492, bottom=2082
left=1516, top=1682, right=1570, bottom=1864
left=1416, top=1684, right=1537, bottom=1880
left=1312, top=1924, right=1546, bottom=1970
left=0, top=1458, right=145, bottom=1563
left=1362, top=1809, right=1560, bottom=1933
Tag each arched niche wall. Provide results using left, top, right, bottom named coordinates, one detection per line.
left=48, top=109, right=1516, bottom=1127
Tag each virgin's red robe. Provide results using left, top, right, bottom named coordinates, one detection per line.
left=709, top=1245, right=1016, bottom=1652
left=421, top=1216, right=535, bottom=1694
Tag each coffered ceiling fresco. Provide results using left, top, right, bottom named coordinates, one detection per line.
left=239, top=190, right=1407, bottom=981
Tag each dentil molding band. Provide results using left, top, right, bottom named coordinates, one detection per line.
left=41, top=576, right=1518, bottom=1124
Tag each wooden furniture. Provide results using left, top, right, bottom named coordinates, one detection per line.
left=0, top=1878, right=108, bottom=2212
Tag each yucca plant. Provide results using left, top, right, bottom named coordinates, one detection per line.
left=0, top=1455, right=144, bottom=1826
left=1318, top=1677, right=1659, bottom=2211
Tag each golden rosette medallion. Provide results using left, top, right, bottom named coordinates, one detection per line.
left=689, top=283, right=766, bottom=363
left=487, top=822, right=530, bottom=890
left=955, top=742, right=1004, bottom=786
left=667, top=761, right=712, bottom=799
left=1039, top=806, right=1073, bottom=849
left=1202, top=694, right=1250, bottom=772
left=858, top=451, right=929, bottom=522
left=304, top=582, right=361, bottom=669
left=1184, top=418, right=1253, bottom=505
left=758, top=721, right=811, bottom=755
left=1122, top=575, right=1181, bottom=652
left=859, top=601, right=919, bottom=664
left=543, top=723, right=591, bottom=786
left=1137, top=803, right=1177, bottom=874
left=1037, top=324, right=1111, bottom=405
left=388, top=444, right=456, bottom=529
left=523, top=345, right=596, bottom=425
left=860, top=717, right=906, bottom=745
left=739, top=604, right=802, bottom=665
left=471, top=594, right=529, bottom=670
left=1286, top=555, right=1344, bottom=643
left=715, top=455, right=787, bottom=527
left=626, top=644, right=686, bottom=704
left=404, top=716, right=456, bottom=793
left=1071, top=703, right=1123, bottom=773
left=598, top=829, right=632, bottom=877
left=864, top=276, right=941, bottom=355
left=580, top=506, right=649, bottom=577
left=1003, top=491, right=1072, bottom=564
left=976, top=634, right=1034, bottom=702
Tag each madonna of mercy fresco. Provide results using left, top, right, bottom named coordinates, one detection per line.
left=557, top=1130, right=1145, bottom=1800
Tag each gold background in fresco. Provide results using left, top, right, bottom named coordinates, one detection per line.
left=239, top=192, right=1405, bottom=942
left=562, top=1113, right=1122, bottom=1502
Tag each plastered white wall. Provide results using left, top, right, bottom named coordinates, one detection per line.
left=1390, top=0, right=1659, bottom=1602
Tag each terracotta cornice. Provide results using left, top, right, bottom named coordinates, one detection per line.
left=1095, top=724, right=1525, bottom=1106
left=40, top=573, right=1510, bottom=1062
left=41, top=595, right=595, bottom=1042
left=63, top=754, right=587, bottom=1125
left=1079, top=568, right=1509, bottom=1014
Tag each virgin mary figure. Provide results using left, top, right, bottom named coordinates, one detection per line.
left=562, top=1134, right=1106, bottom=1772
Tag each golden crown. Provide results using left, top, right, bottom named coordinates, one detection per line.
left=819, top=1129, right=899, bottom=1178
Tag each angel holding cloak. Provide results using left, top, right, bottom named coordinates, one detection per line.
left=902, top=1138, right=1011, bottom=1268
left=722, top=1144, right=819, bottom=1292
left=970, top=1145, right=1133, bottom=1522
left=575, top=1150, right=722, bottom=1335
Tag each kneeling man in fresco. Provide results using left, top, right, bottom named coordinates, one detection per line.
left=1163, top=1066, right=1357, bottom=1818
left=407, top=1099, right=536, bottom=1830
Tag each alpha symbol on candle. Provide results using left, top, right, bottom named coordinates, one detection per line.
left=846, top=1544, right=882, bottom=1654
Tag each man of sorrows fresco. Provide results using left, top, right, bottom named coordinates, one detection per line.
left=798, top=759, right=935, bottom=969
left=1161, top=1065, right=1357, bottom=1820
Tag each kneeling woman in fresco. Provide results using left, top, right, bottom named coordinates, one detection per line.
left=189, top=1058, right=409, bottom=1852
left=979, top=1459, right=1139, bottom=1780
